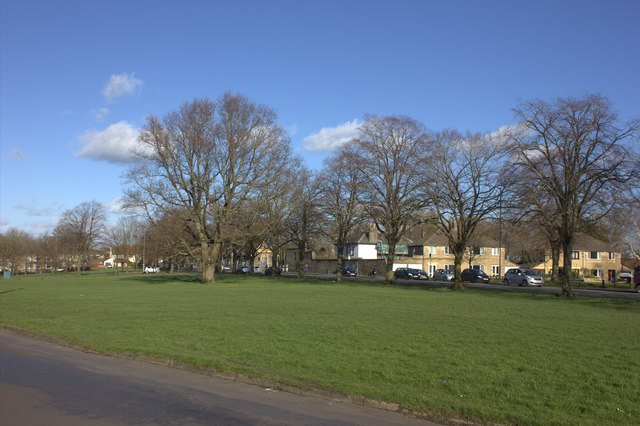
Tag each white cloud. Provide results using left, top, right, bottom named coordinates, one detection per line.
left=9, top=148, right=27, bottom=161
left=105, top=196, right=126, bottom=214
left=92, top=107, right=110, bottom=121
left=303, top=119, right=361, bottom=152
left=102, top=72, right=143, bottom=101
left=75, top=121, right=142, bottom=164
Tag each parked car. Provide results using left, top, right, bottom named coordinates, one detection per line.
left=341, top=266, right=357, bottom=276
left=265, top=266, right=281, bottom=276
left=144, top=266, right=160, bottom=273
left=432, top=269, right=454, bottom=281
left=461, top=269, right=490, bottom=283
left=619, top=271, right=632, bottom=283
left=221, top=264, right=231, bottom=272
left=503, top=268, right=544, bottom=286
left=634, top=267, right=640, bottom=293
left=236, top=265, right=251, bottom=274
left=394, top=268, right=429, bottom=280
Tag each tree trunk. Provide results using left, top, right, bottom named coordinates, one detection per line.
left=453, top=252, right=465, bottom=290
left=201, top=242, right=217, bottom=283
left=76, top=253, right=81, bottom=275
left=297, top=239, right=306, bottom=279
left=560, top=233, right=574, bottom=297
left=335, top=242, right=344, bottom=282
left=551, top=244, right=560, bottom=282
left=385, top=243, right=396, bottom=284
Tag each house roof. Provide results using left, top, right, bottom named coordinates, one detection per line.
left=345, top=231, right=413, bottom=246
left=410, top=231, right=499, bottom=248
left=572, top=234, right=614, bottom=252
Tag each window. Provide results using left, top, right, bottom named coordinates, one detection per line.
left=428, top=246, right=437, bottom=255
left=472, top=264, right=483, bottom=271
left=608, top=252, right=616, bottom=261
left=491, top=247, right=500, bottom=256
left=592, top=269, right=602, bottom=278
left=444, top=246, right=452, bottom=255
left=588, top=251, right=600, bottom=260
left=571, top=251, right=580, bottom=259
left=444, top=264, right=454, bottom=271
left=472, top=247, right=484, bottom=256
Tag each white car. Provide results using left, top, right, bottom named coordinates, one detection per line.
left=144, top=266, right=160, bottom=273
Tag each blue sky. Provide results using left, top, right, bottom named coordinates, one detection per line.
left=2, top=0, right=639, bottom=235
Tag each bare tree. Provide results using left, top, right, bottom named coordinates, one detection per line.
left=125, top=93, right=292, bottom=283
left=108, top=216, right=139, bottom=273
left=353, top=115, right=430, bottom=284
left=511, top=94, right=640, bottom=296
left=287, top=167, right=323, bottom=278
left=318, top=145, right=364, bottom=281
left=55, top=201, right=107, bottom=274
left=0, top=228, right=31, bottom=274
left=424, top=130, right=514, bottom=289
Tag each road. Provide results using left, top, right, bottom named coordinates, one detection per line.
left=0, top=329, right=435, bottom=426
left=285, top=273, right=640, bottom=300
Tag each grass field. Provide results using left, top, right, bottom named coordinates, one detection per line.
left=1, top=273, right=638, bottom=425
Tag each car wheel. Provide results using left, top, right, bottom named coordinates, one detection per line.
left=636, top=284, right=640, bottom=293
left=522, top=280, right=528, bottom=286
left=503, top=278, right=509, bottom=285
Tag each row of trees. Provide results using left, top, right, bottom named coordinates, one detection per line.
left=121, top=92, right=639, bottom=296
left=1, top=93, right=637, bottom=296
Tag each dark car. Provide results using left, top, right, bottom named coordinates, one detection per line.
left=236, top=265, right=250, bottom=274
left=394, top=268, right=429, bottom=280
left=265, top=266, right=281, bottom=276
left=461, top=268, right=490, bottom=283
left=341, top=266, right=357, bottom=276
left=634, top=266, right=640, bottom=293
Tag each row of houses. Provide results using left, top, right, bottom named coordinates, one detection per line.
left=284, top=226, right=630, bottom=281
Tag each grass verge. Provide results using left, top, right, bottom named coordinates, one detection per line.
left=1, top=273, right=638, bottom=425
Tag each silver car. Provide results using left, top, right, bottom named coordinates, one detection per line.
left=432, top=269, right=454, bottom=281
left=503, top=268, right=544, bottom=286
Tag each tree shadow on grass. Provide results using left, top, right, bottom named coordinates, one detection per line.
left=126, top=273, right=204, bottom=285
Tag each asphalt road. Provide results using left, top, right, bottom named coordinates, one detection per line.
left=0, top=329, right=436, bottom=426
left=286, top=273, right=640, bottom=300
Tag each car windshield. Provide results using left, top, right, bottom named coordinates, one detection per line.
left=523, top=269, right=538, bottom=276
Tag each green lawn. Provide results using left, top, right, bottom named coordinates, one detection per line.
left=1, top=273, right=638, bottom=425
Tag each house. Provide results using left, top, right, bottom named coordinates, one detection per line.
left=402, top=231, right=516, bottom=277
left=531, top=234, right=622, bottom=281
left=103, top=246, right=138, bottom=268
left=343, top=229, right=380, bottom=260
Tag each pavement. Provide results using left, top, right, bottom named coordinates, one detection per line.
left=0, top=327, right=440, bottom=426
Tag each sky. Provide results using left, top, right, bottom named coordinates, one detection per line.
left=1, top=0, right=639, bottom=235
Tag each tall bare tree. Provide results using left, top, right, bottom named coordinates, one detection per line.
left=511, top=94, right=640, bottom=296
left=318, top=145, right=364, bottom=281
left=125, top=93, right=291, bottom=283
left=353, top=115, right=430, bottom=284
left=288, top=167, right=322, bottom=278
left=0, top=228, right=31, bottom=274
left=55, top=200, right=107, bottom=274
left=424, top=130, right=514, bottom=289
left=108, top=216, right=139, bottom=273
